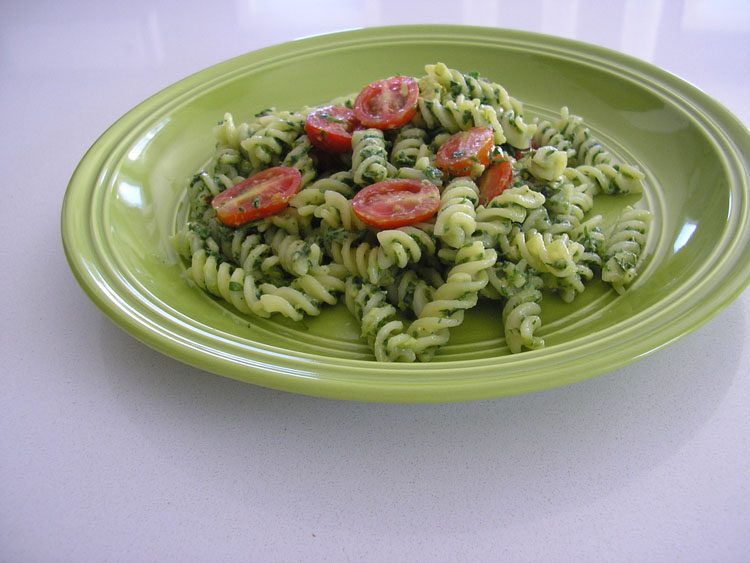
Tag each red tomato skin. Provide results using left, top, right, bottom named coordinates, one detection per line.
left=353, top=76, right=419, bottom=130
left=304, top=105, right=360, bottom=153
left=211, top=167, right=302, bottom=227
left=478, top=160, right=513, bottom=205
left=352, top=179, right=440, bottom=229
left=436, top=127, right=495, bottom=177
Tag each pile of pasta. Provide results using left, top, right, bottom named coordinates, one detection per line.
left=172, top=62, right=651, bottom=361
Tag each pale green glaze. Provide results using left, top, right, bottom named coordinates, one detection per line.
left=61, top=26, right=750, bottom=403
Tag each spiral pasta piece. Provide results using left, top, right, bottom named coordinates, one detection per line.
left=473, top=185, right=546, bottom=247
left=314, top=190, right=367, bottom=231
left=291, top=266, right=347, bottom=307
left=289, top=186, right=326, bottom=218
left=229, top=232, right=283, bottom=282
left=542, top=263, right=593, bottom=303
left=434, top=177, right=480, bottom=249
left=481, top=263, right=546, bottom=346
left=255, top=285, right=322, bottom=319
left=351, top=128, right=390, bottom=187
left=213, top=112, right=255, bottom=153
left=264, top=207, right=316, bottom=238
left=186, top=249, right=323, bottom=322
left=524, top=146, right=568, bottom=182
left=602, top=206, right=651, bottom=293
left=480, top=259, right=545, bottom=352
left=308, top=171, right=356, bottom=197
left=416, top=95, right=506, bottom=144
left=504, top=228, right=584, bottom=278
left=407, top=241, right=497, bottom=360
left=482, top=258, right=541, bottom=300
left=532, top=119, right=576, bottom=159
left=573, top=163, right=645, bottom=195
left=542, top=180, right=595, bottom=237
left=203, top=144, right=247, bottom=187
left=520, top=207, right=554, bottom=234
left=572, top=216, right=607, bottom=269
left=394, top=155, right=444, bottom=187
left=503, top=287, right=544, bottom=353
left=282, top=134, right=316, bottom=187
left=498, top=106, right=538, bottom=150
left=376, top=225, right=436, bottom=268
left=344, top=278, right=416, bottom=362
left=239, top=109, right=306, bottom=172
left=387, top=269, right=437, bottom=318
left=186, top=250, right=254, bottom=313
left=390, top=127, right=430, bottom=167
left=190, top=168, right=226, bottom=201
left=554, top=106, right=612, bottom=167
left=329, top=234, right=396, bottom=286
left=171, top=226, right=217, bottom=276
left=425, top=62, right=512, bottom=109
left=423, top=63, right=536, bottom=148
left=264, top=227, right=322, bottom=277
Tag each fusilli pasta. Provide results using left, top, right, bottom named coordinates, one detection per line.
left=172, top=63, right=653, bottom=361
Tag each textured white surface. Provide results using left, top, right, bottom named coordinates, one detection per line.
left=2, top=1, right=749, bottom=560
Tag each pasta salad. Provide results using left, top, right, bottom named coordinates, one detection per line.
left=171, top=63, right=651, bottom=362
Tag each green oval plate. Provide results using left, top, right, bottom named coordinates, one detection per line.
left=62, top=25, right=750, bottom=403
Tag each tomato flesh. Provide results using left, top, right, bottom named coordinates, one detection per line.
left=436, top=127, right=495, bottom=177
left=352, top=179, right=440, bottom=229
left=353, top=76, right=419, bottom=130
left=478, top=160, right=513, bottom=205
left=305, top=105, right=360, bottom=153
left=211, top=167, right=302, bottom=227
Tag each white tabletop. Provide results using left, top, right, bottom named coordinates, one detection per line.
left=3, top=1, right=749, bottom=561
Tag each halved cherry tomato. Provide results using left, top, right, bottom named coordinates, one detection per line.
left=211, top=167, right=301, bottom=227
left=478, top=160, right=513, bottom=205
left=305, top=105, right=360, bottom=153
left=436, top=127, right=495, bottom=177
left=353, top=76, right=419, bottom=130
left=352, top=179, right=440, bottom=229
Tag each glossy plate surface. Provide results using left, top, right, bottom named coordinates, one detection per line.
left=61, top=25, right=750, bottom=403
